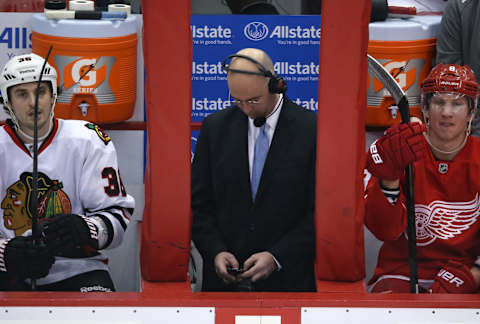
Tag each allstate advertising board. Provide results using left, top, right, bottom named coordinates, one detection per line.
left=0, top=13, right=33, bottom=120
left=191, top=15, right=321, bottom=123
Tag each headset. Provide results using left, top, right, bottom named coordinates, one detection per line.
left=222, top=54, right=287, bottom=94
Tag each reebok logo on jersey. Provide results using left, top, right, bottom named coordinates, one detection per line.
left=437, top=269, right=464, bottom=287
left=410, top=194, right=480, bottom=246
left=80, top=285, right=112, bottom=292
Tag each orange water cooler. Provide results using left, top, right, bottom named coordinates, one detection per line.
left=30, top=13, right=138, bottom=123
left=366, top=16, right=441, bottom=127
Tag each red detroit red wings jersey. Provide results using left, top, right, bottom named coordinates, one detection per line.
left=365, top=136, right=480, bottom=284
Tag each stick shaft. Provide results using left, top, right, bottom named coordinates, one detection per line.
left=367, top=54, right=419, bottom=293
left=30, top=45, right=53, bottom=290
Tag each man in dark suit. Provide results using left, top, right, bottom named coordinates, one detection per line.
left=192, top=48, right=317, bottom=292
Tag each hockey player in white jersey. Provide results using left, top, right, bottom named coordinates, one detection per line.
left=0, top=53, right=135, bottom=291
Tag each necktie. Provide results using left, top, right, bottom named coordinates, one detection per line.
left=251, top=125, right=269, bottom=200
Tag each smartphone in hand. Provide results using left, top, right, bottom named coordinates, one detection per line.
left=226, top=267, right=244, bottom=275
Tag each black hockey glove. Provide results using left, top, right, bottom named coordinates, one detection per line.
left=41, top=214, right=99, bottom=256
left=0, top=237, right=54, bottom=279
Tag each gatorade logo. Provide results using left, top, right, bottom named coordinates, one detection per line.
left=64, top=57, right=107, bottom=91
left=54, top=55, right=116, bottom=103
left=372, top=59, right=418, bottom=93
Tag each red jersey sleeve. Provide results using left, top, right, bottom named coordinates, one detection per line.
left=364, top=174, right=407, bottom=241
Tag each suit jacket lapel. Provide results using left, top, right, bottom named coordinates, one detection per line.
left=230, top=109, right=252, bottom=203
left=254, top=100, right=295, bottom=203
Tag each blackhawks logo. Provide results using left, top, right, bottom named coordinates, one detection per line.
left=85, top=123, right=111, bottom=145
left=1, top=172, right=72, bottom=236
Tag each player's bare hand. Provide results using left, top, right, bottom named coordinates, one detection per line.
left=214, top=251, right=240, bottom=284
left=239, top=251, right=277, bottom=282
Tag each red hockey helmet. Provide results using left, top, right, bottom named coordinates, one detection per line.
left=421, top=64, right=479, bottom=111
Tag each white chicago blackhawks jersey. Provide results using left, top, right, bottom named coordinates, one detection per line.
left=365, top=136, right=480, bottom=285
left=0, top=119, right=135, bottom=285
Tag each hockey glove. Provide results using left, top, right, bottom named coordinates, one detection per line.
left=41, top=214, right=99, bottom=256
left=366, top=122, right=426, bottom=180
left=0, top=237, right=54, bottom=279
left=429, top=260, right=478, bottom=294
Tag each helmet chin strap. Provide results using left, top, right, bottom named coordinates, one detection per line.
left=6, top=104, right=19, bottom=130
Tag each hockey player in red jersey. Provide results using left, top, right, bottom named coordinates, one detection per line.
left=365, top=63, right=480, bottom=293
left=0, top=53, right=135, bottom=291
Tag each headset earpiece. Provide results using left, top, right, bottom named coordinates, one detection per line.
left=223, top=54, right=287, bottom=94
left=268, top=75, right=287, bottom=94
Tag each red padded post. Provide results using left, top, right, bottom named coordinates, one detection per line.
left=315, top=0, right=370, bottom=281
left=140, top=0, right=192, bottom=281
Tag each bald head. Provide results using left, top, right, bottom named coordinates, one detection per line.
left=228, top=48, right=275, bottom=75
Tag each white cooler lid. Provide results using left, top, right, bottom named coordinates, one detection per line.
left=369, top=15, right=442, bottom=41
left=30, top=13, right=137, bottom=38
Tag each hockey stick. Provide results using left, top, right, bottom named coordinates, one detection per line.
left=367, top=54, right=419, bottom=293
left=31, top=45, right=54, bottom=290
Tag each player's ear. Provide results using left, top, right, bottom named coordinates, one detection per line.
left=421, top=110, right=429, bottom=127
left=468, top=107, right=476, bottom=121
left=422, top=108, right=429, bottom=120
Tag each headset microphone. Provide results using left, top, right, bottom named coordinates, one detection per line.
left=253, top=96, right=283, bottom=128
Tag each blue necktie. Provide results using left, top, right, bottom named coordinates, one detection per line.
left=251, top=125, right=269, bottom=200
